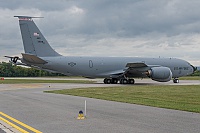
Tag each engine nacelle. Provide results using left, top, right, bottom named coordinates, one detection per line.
left=147, top=67, right=172, bottom=82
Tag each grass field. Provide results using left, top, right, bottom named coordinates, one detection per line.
left=45, top=85, right=200, bottom=113
left=0, top=79, right=95, bottom=84
left=179, top=76, right=200, bottom=80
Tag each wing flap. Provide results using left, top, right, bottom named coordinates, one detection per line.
left=126, top=63, right=148, bottom=68
left=21, top=53, right=47, bottom=64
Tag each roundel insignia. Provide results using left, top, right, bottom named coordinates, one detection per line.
left=68, top=62, right=76, bottom=67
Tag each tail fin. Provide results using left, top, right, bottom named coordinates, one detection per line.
left=14, top=16, right=60, bottom=57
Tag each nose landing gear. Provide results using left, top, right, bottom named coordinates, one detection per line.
left=173, top=78, right=179, bottom=83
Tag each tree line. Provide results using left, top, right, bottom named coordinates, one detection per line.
left=192, top=69, right=200, bottom=76
left=0, top=62, right=64, bottom=77
left=0, top=62, right=199, bottom=77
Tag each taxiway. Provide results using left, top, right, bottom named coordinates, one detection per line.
left=0, top=78, right=200, bottom=133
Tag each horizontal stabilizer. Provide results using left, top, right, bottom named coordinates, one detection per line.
left=126, top=63, right=148, bottom=68
left=4, top=56, right=20, bottom=64
left=21, top=53, right=47, bottom=64
left=14, top=16, right=44, bottom=19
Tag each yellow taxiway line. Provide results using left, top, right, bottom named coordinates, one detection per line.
left=0, top=112, right=42, bottom=133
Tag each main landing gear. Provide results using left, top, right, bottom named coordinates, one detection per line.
left=173, top=78, right=179, bottom=83
left=103, top=78, right=135, bottom=84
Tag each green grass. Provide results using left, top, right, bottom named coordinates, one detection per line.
left=0, top=79, right=95, bottom=84
left=180, top=76, right=200, bottom=80
left=45, top=85, right=200, bottom=113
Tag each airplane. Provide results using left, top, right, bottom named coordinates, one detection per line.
left=5, top=16, right=196, bottom=84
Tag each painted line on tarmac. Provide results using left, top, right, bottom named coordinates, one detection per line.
left=0, top=117, right=27, bottom=133
left=0, top=112, right=42, bottom=133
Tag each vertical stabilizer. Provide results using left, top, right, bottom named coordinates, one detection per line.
left=14, top=16, right=60, bottom=57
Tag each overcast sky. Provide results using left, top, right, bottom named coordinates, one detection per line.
left=0, top=0, right=200, bottom=65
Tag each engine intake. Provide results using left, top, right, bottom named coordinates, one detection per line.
left=146, top=67, right=172, bottom=82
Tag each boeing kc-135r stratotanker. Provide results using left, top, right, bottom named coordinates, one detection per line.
left=5, top=16, right=196, bottom=84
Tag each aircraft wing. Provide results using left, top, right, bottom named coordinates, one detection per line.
left=123, top=62, right=150, bottom=78
left=110, top=62, right=161, bottom=78
left=104, top=62, right=150, bottom=78
left=110, top=62, right=172, bottom=82
left=126, top=63, right=148, bottom=68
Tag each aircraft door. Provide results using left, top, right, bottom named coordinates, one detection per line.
left=89, top=60, right=93, bottom=68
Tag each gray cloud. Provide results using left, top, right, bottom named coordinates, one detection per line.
left=0, top=0, right=200, bottom=65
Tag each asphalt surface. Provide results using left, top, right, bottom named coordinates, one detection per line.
left=0, top=79, right=200, bottom=133
left=0, top=129, right=6, bottom=133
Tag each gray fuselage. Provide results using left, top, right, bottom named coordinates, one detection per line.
left=36, top=56, right=194, bottom=78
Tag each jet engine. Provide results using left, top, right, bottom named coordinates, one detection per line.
left=146, top=67, right=172, bottom=82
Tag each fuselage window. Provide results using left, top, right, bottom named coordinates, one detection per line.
left=179, top=67, right=183, bottom=70
left=174, top=67, right=178, bottom=70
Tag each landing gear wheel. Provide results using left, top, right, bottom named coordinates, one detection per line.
left=111, top=78, right=118, bottom=84
left=120, top=79, right=128, bottom=84
left=103, top=78, right=107, bottom=84
left=128, top=79, right=135, bottom=84
left=104, top=78, right=135, bottom=84
left=173, top=78, right=179, bottom=83
left=104, top=78, right=111, bottom=84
